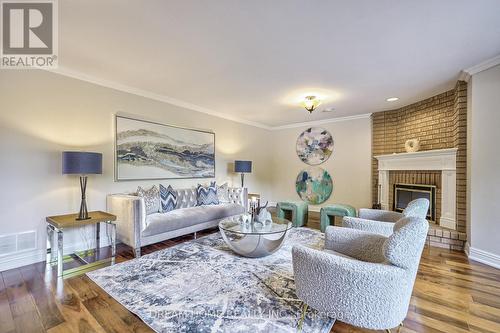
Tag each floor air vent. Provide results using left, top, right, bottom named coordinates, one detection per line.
left=0, top=231, right=37, bottom=255
left=0, top=234, right=17, bottom=254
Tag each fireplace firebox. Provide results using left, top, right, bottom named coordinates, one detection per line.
left=393, top=183, right=435, bottom=221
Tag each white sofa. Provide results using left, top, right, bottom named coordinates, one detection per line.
left=107, top=187, right=247, bottom=257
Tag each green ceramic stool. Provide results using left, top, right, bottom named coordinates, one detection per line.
left=320, top=204, right=357, bottom=232
left=276, top=201, right=309, bottom=227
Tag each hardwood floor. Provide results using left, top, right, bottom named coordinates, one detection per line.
left=1, top=218, right=500, bottom=333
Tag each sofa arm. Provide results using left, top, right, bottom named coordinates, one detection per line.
left=342, top=216, right=395, bottom=236
left=324, top=226, right=387, bottom=263
left=358, top=208, right=402, bottom=222
left=292, top=245, right=409, bottom=330
left=106, top=194, right=145, bottom=250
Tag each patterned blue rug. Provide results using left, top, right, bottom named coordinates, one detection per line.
left=87, top=227, right=335, bottom=333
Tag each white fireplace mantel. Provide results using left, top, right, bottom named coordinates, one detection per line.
left=375, top=148, right=458, bottom=230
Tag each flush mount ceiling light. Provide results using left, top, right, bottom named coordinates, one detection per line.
left=302, top=96, right=321, bottom=113
left=386, top=97, right=399, bottom=102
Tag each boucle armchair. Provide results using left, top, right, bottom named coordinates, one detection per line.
left=292, top=216, right=429, bottom=332
left=342, top=198, right=429, bottom=236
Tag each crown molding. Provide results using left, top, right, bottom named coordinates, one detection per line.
left=45, top=67, right=273, bottom=130
left=270, top=113, right=372, bottom=131
left=45, top=67, right=370, bottom=131
left=463, top=54, right=500, bottom=76
left=458, top=70, right=471, bottom=82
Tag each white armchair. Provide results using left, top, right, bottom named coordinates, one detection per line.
left=292, top=216, right=429, bottom=332
left=343, top=198, right=429, bottom=236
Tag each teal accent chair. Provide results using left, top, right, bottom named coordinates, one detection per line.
left=320, top=204, right=357, bottom=232
left=276, top=201, right=308, bottom=227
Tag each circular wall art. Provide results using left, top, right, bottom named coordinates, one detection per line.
left=295, top=167, right=333, bottom=204
left=296, top=127, right=334, bottom=165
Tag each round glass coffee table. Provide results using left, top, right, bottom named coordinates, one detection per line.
left=219, top=214, right=293, bottom=258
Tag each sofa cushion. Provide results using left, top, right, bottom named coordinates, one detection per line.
left=142, top=203, right=245, bottom=237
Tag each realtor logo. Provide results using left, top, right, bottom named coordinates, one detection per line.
left=1, top=0, right=58, bottom=68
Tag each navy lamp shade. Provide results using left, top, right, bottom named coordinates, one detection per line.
left=234, top=160, right=252, bottom=188
left=62, top=152, right=102, bottom=175
left=62, top=152, right=102, bottom=220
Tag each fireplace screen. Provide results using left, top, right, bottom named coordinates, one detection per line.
left=393, top=183, right=435, bottom=221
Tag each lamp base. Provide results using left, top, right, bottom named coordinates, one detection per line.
left=76, top=176, right=90, bottom=221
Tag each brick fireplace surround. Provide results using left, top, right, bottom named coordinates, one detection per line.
left=371, top=81, right=467, bottom=250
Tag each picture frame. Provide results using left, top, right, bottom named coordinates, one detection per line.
left=114, top=115, right=215, bottom=181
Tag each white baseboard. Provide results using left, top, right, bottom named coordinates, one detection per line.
left=0, top=249, right=46, bottom=272
left=0, top=238, right=114, bottom=272
left=467, top=244, right=500, bottom=269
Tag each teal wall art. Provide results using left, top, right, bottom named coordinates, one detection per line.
left=295, top=167, right=333, bottom=204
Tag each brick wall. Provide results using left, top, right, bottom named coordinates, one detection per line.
left=372, top=81, right=467, bottom=233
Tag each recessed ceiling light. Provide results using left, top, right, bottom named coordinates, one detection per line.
left=322, top=107, right=335, bottom=113
left=386, top=97, right=399, bottom=102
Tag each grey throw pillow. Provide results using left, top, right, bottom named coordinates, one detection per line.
left=217, top=182, right=230, bottom=203
left=137, top=185, right=160, bottom=215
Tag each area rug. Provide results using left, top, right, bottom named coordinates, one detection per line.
left=87, top=227, right=335, bottom=333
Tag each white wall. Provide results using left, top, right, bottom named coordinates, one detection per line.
left=269, top=118, right=372, bottom=211
left=0, top=70, right=273, bottom=270
left=0, top=70, right=373, bottom=271
left=467, top=64, right=500, bottom=268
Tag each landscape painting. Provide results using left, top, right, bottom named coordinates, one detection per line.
left=115, top=116, right=215, bottom=180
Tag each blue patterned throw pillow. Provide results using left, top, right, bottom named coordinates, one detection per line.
left=197, top=181, right=219, bottom=206
left=160, top=184, right=177, bottom=213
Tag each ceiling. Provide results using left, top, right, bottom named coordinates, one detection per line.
left=56, top=0, right=500, bottom=128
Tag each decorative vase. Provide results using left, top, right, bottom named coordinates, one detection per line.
left=250, top=200, right=269, bottom=222
left=405, top=138, right=420, bottom=153
left=256, top=208, right=272, bottom=223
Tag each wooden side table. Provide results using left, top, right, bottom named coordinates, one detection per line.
left=46, top=211, right=117, bottom=277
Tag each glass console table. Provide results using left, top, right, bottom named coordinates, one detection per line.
left=46, top=211, right=117, bottom=277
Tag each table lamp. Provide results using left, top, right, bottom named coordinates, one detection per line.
left=234, top=160, right=252, bottom=188
left=62, top=151, right=102, bottom=220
